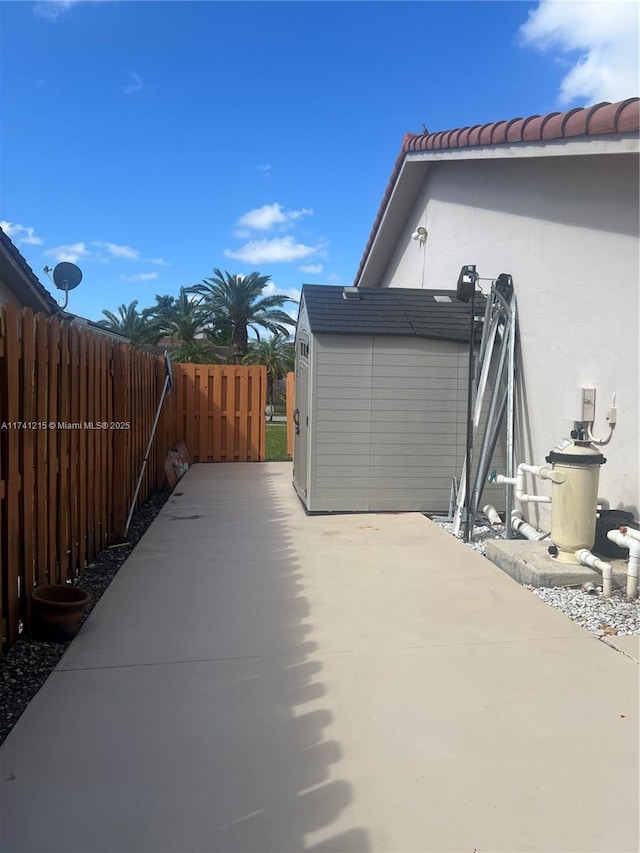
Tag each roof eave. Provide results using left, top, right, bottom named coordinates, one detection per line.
left=0, top=246, right=58, bottom=314
left=353, top=98, right=639, bottom=289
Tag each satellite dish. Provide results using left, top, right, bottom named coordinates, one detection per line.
left=52, top=262, right=83, bottom=291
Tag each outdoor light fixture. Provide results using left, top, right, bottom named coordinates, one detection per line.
left=411, top=226, right=427, bottom=245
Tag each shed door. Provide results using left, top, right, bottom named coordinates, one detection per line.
left=293, top=341, right=309, bottom=499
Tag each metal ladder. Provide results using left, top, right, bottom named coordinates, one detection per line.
left=452, top=276, right=517, bottom=539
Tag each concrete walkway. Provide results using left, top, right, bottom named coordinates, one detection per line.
left=1, top=463, right=638, bottom=853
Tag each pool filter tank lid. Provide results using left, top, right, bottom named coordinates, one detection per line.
left=545, top=440, right=606, bottom=467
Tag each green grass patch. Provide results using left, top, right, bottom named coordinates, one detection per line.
left=266, top=423, right=290, bottom=461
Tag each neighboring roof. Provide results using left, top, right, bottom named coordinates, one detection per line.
left=65, top=314, right=130, bottom=342
left=301, top=284, right=482, bottom=343
left=0, top=227, right=130, bottom=342
left=0, top=226, right=59, bottom=314
left=354, top=97, right=640, bottom=288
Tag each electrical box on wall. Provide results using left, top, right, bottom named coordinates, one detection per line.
left=564, top=386, right=596, bottom=423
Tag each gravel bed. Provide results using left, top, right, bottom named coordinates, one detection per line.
left=0, top=489, right=171, bottom=747
left=526, top=585, right=640, bottom=636
left=431, top=515, right=640, bottom=637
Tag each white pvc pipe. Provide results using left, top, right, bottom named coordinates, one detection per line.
left=607, top=529, right=640, bottom=599
left=511, top=510, right=546, bottom=541
left=483, top=504, right=502, bottom=526
left=576, top=549, right=613, bottom=598
left=494, top=462, right=558, bottom=503
left=620, top=526, right=640, bottom=543
left=628, top=555, right=639, bottom=600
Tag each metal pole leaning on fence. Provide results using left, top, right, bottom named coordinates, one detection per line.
left=124, top=353, right=173, bottom=536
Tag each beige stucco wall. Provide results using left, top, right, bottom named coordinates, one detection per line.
left=375, top=153, right=639, bottom=524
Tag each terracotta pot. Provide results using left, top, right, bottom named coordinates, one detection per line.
left=30, top=585, right=91, bottom=642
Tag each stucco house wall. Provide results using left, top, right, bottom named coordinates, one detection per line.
left=355, top=101, right=640, bottom=527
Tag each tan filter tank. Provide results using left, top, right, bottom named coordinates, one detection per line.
left=545, top=440, right=606, bottom=563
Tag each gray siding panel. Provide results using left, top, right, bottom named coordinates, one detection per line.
left=316, top=408, right=372, bottom=421
left=308, top=334, right=372, bottom=511
left=315, top=432, right=371, bottom=444
left=312, top=492, right=370, bottom=512
left=366, top=336, right=463, bottom=511
left=305, top=330, right=505, bottom=514
left=315, top=477, right=371, bottom=490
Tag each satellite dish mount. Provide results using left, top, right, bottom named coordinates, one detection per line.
left=47, top=262, right=83, bottom=312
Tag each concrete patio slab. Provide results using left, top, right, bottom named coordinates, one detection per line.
left=1, top=463, right=638, bottom=853
left=486, top=537, right=629, bottom=588
left=603, top=634, right=640, bottom=663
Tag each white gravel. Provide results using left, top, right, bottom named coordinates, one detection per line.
left=431, top=516, right=640, bottom=637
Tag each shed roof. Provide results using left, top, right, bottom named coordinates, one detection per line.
left=301, top=284, right=481, bottom=343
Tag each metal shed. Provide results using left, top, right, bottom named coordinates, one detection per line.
left=293, top=284, right=505, bottom=513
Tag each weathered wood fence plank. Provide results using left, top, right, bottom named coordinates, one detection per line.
left=0, top=307, right=266, bottom=654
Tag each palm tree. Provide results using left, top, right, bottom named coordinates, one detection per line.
left=243, top=333, right=294, bottom=404
left=189, top=269, right=297, bottom=363
left=98, top=301, right=163, bottom=347
left=160, top=288, right=222, bottom=363
left=169, top=339, right=221, bottom=364
left=160, top=288, right=209, bottom=341
left=146, top=294, right=176, bottom=325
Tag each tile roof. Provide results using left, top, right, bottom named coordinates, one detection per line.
left=0, top=226, right=59, bottom=313
left=354, top=97, right=639, bottom=288
left=301, top=284, right=483, bottom=343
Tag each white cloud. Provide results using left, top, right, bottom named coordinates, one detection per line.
left=120, top=272, right=158, bottom=282
left=261, top=283, right=300, bottom=320
left=236, top=202, right=313, bottom=232
left=147, top=257, right=170, bottom=266
left=124, top=70, right=143, bottom=95
left=0, top=221, right=43, bottom=245
left=45, top=243, right=90, bottom=263
left=326, top=273, right=341, bottom=284
left=94, top=241, right=140, bottom=260
left=33, top=1, right=79, bottom=20
left=519, top=0, right=639, bottom=105
left=257, top=163, right=273, bottom=178
left=298, top=264, right=323, bottom=274
left=224, top=236, right=326, bottom=265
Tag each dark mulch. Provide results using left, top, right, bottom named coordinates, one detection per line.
left=0, top=489, right=172, bottom=747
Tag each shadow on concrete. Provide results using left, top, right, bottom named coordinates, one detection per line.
left=203, top=466, right=371, bottom=853
left=0, top=464, right=371, bottom=853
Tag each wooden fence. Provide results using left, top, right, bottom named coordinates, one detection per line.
left=0, top=305, right=266, bottom=653
left=172, top=363, right=266, bottom=463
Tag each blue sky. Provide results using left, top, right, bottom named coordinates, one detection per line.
left=1, top=0, right=638, bottom=323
